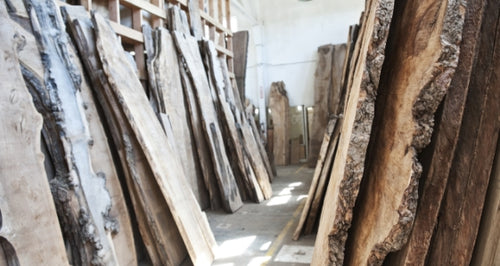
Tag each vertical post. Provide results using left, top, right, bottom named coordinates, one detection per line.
left=225, top=0, right=233, bottom=72
left=132, top=8, right=145, bottom=80
left=208, top=0, right=215, bottom=40
left=151, top=0, right=164, bottom=28
left=81, top=0, right=92, bottom=11
left=109, top=0, right=120, bottom=23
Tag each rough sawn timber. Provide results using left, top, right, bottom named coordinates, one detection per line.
left=173, top=30, right=243, bottom=213
left=311, top=0, right=394, bottom=264
left=384, top=0, right=488, bottom=264
left=93, top=13, right=216, bottom=265
left=345, top=0, right=465, bottom=264
left=269, top=81, right=290, bottom=166
left=0, top=2, right=68, bottom=264
left=425, top=0, right=500, bottom=264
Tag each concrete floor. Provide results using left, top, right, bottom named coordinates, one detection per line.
left=207, top=164, right=316, bottom=266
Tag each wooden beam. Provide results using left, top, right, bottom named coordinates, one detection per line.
left=121, top=0, right=166, bottom=19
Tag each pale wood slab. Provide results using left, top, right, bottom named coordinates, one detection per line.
left=151, top=28, right=209, bottom=209
left=345, top=0, right=465, bottom=264
left=269, top=81, right=290, bottom=166
left=312, top=0, right=394, bottom=264
left=93, top=13, right=216, bottom=265
left=0, top=2, right=68, bottom=264
left=173, top=30, right=243, bottom=213
left=187, top=0, right=203, bottom=40
left=233, top=30, right=249, bottom=103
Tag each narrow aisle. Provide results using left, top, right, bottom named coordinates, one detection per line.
left=208, top=164, right=316, bottom=265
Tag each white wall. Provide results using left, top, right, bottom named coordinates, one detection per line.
left=232, top=0, right=365, bottom=109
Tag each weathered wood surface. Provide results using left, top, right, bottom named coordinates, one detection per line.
left=293, top=118, right=337, bottom=240
left=93, top=13, right=216, bottom=265
left=187, top=0, right=203, bottom=40
left=0, top=3, right=68, bottom=264
left=425, top=1, right=500, bottom=264
left=471, top=139, right=500, bottom=265
left=385, top=0, right=489, bottom=264
left=180, top=63, right=222, bottom=210
left=63, top=7, right=188, bottom=264
left=204, top=41, right=270, bottom=202
left=28, top=1, right=132, bottom=264
left=345, top=0, right=465, bottom=264
left=309, top=44, right=346, bottom=167
left=269, top=81, right=290, bottom=166
left=168, top=6, right=190, bottom=35
left=311, top=0, right=394, bottom=264
left=149, top=27, right=209, bottom=209
left=233, top=30, right=249, bottom=104
left=173, top=30, right=243, bottom=213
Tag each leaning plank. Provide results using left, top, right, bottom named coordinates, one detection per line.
left=303, top=118, right=342, bottom=235
left=152, top=28, right=209, bottom=209
left=179, top=63, right=222, bottom=210
left=0, top=2, right=68, bottom=264
left=385, top=0, right=489, bottom=264
left=93, top=13, right=216, bottom=264
left=205, top=41, right=272, bottom=201
left=345, top=0, right=465, bottom=264
left=28, top=1, right=120, bottom=264
left=221, top=58, right=275, bottom=180
left=173, top=30, right=243, bottom=212
left=425, top=2, right=500, bottom=264
left=168, top=6, right=190, bottom=35
left=471, top=140, right=500, bottom=265
left=328, top=44, right=347, bottom=116
left=62, top=7, right=169, bottom=263
left=233, top=30, right=249, bottom=104
left=311, top=0, right=394, bottom=264
left=269, top=81, right=290, bottom=166
left=293, top=118, right=337, bottom=240
left=187, top=0, right=203, bottom=40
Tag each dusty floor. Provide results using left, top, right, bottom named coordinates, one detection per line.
left=207, top=164, right=316, bottom=266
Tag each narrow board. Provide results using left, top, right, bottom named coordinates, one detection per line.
left=269, top=81, right=290, bottom=166
left=311, top=0, right=394, bottom=264
left=308, top=44, right=334, bottom=167
left=303, top=118, right=342, bottom=235
left=293, top=118, right=337, bottom=240
left=93, top=13, right=216, bottom=265
left=0, top=2, right=68, bottom=264
left=173, top=30, right=243, bottom=213
left=233, top=30, right=249, bottom=103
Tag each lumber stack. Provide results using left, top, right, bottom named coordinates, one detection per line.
left=299, top=0, right=500, bottom=265
left=0, top=0, right=274, bottom=264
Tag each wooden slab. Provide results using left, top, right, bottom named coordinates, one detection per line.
left=93, top=13, right=216, bottom=265
left=151, top=28, right=209, bottom=209
left=293, top=118, right=337, bottom=240
left=187, top=0, right=203, bottom=40
left=303, top=118, right=342, bottom=235
left=233, top=30, right=249, bottom=103
left=425, top=2, right=500, bottom=264
left=311, top=0, right=394, bottom=264
left=0, top=2, right=68, bottom=264
left=308, top=44, right=334, bottom=167
left=269, top=81, right=290, bottom=166
left=471, top=140, right=500, bottom=265
left=168, top=6, right=190, bottom=35
left=345, top=0, right=465, bottom=264
left=28, top=1, right=121, bottom=264
left=384, top=0, right=489, bottom=264
left=173, top=30, right=243, bottom=213
left=179, top=63, right=222, bottom=210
